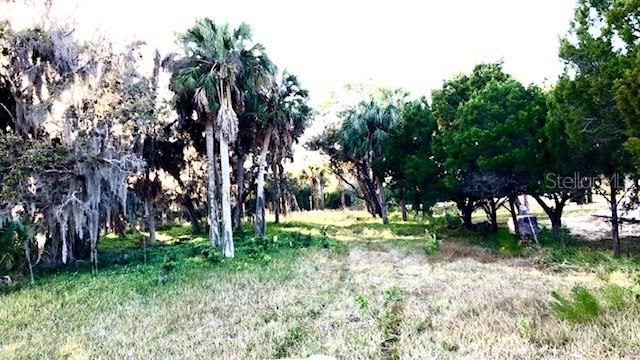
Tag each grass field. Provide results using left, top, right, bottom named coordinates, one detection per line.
left=2, top=210, right=640, bottom=359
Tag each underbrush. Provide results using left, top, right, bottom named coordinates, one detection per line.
left=441, top=227, right=523, bottom=256
left=541, top=243, right=640, bottom=274
left=551, top=284, right=640, bottom=323
left=1, top=222, right=342, bottom=294
left=355, top=287, right=405, bottom=359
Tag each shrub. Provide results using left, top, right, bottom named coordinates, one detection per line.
left=0, top=220, right=28, bottom=273
left=426, top=216, right=447, bottom=235
left=475, top=222, right=493, bottom=236
left=551, top=286, right=600, bottom=322
left=444, top=212, right=463, bottom=229
left=423, top=230, right=441, bottom=255
left=538, top=226, right=574, bottom=246
left=479, top=229, right=522, bottom=255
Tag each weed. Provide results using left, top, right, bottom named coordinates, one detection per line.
left=426, top=216, right=447, bottom=235
left=516, top=317, right=534, bottom=340
left=355, top=294, right=370, bottom=314
left=601, top=284, right=632, bottom=311
left=423, top=230, right=441, bottom=255
left=551, top=286, right=600, bottom=323
left=273, top=325, right=307, bottom=358
left=378, top=287, right=404, bottom=360
left=539, top=227, right=574, bottom=246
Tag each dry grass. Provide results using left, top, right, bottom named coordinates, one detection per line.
left=1, top=210, right=639, bottom=359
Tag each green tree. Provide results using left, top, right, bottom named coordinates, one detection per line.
left=433, top=63, right=541, bottom=232
left=449, top=78, right=547, bottom=232
left=169, top=19, right=271, bottom=257
left=261, top=72, right=311, bottom=230
left=380, top=97, right=440, bottom=221
left=432, top=63, right=511, bottom=228
left=557, top=0, right=632, bottom=256
left=308, top=98, right=399, bottom=223
left=528, top=87, right=591, bottom=232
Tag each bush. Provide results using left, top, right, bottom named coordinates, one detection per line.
left=479, top=229, right=522, bottom=255
left=444, top=212, right=463, bottom=229
left=0, top=220, right=28, bottom=273
left=475, top=222, right=493, bottom=236
left=539, top=226, right=574, bottom=246
left=423, top=230, right=441, bottom=255
left=551, top=286, right=600, bottom=322
left=426, top=216, right=447, bottom=235
left=544, top=247, right=610, bottom=267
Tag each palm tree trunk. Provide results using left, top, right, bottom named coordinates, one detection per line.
left=376, top=176, right=389, bottom=224
left=278, top=163, right=287, bottom=217
left=273, top=160, right=281, bottom=224
left=219, top=137, right=234, bottom=258
left=205, top=119, right=220, bottom=248
left=233, top=153, right=246, bottom=229
left=255, top=127, right=273, bottom=239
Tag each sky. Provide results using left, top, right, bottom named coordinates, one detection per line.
left=3, top=0, right=578, bottom=169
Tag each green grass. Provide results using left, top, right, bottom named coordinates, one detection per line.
left=3, top=210, right=640, bottom=358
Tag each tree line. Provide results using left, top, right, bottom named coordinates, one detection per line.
left=0, top=14, right=313, bottom=279
left=311, top=0, right=640, bottom=257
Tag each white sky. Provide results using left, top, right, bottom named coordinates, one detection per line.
left=6, top=0, right=577, bottom=103
left=3, top=0, right=577, bottom=170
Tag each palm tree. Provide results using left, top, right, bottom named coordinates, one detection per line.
left=169, top=19, right=269, bottom=257
left=233, top=46, right=275, bottom=229
left=341, top=101, right=399, bottom=224
left=255, top=72, right=311, bottom=239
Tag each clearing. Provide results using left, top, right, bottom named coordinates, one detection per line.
left=1, top=211, right=639, bottom=359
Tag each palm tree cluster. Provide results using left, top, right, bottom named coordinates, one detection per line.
left=0, top=15, right=312, bottom=279
left=166, top=19, right=312, bottom=257
left=308, top=99, right=398, bottom=224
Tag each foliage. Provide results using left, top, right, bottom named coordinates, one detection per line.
left=617, top=51, right=640, bottom=170
left=482, top=229, right=522, bottom=255
left=0, top=220, right=27, bottom=273
left=425, top=216, right=447, bottom=235
left=379, top=97, right=441, bottom=211
left=0, top=22, right=148, bottom=270
left=444, top=212, right=463, bottom=229
left=308, top=95, right=399, bottom=222
left=600, top=284, right=631, bottom=311
left=423, top=229, right=441, bottom=255
left=355, top=294, right=370, bottom=314
left=432, top=63, right=547, bottom=231
left=551, top=283, right=640, bottom=324
left=555, top=0, right=634, bottom=255
left=551, top=286, right=600, bottom=323
left=538, top=226, right=575, bottom=246
left=542, top=246, right=640, bottom=274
